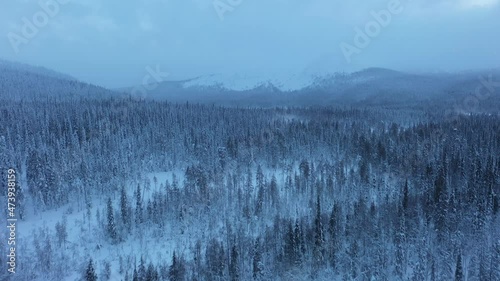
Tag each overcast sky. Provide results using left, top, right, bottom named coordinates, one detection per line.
left=1, top=0, right=499, bottom=88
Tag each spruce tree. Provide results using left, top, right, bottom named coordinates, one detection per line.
left=402, top=179, right=409, bottom=211
left=138, top=256, right=146, bottom=281
left=107, top=197, right=117, bottom=243
left=135, top=184, right=143, bottom=225
left=252, top=238, right=263, bottom=280
left=146, top=262, right=158, bottom=281
left=132, top=267, right=138, bottom=281
left=293, top=220, right=304, bottom=266
left=120, top=185, right=129, bottom=228
left=229, top=245, right=240, bottom=281
left=455, top=254, right=463, bottom=281
left=313, top=194, right=324, bottom=267
left=168, top=251, right=185, bottom=281
left=85, top=258, right=98, bottom=281
left=284, top=221, right=295, bottom=267
left=328, top=204, right=340, bottom=268
left=269, top=174, right=279, bottom=207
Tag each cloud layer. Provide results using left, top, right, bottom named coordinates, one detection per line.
left=1, top=0, right=499, bottom=87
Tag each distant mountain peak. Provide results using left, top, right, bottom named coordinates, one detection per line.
left=181, top=72, right=320, bottom=92
left=178, top=68, right=417, bottom=93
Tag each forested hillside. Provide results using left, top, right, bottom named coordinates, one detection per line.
left=0, top=60, right=114, bottom=101
left=0, top=96, right=498, bottom=280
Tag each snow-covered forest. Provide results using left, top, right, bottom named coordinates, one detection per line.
left=0, top=94, right=499, bottom=280
left=2, top=0, right=500, bottom=279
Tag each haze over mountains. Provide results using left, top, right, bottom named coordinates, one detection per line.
left=1, top=59, right=499, bottom=111
left=128, top=67, right=500, bottom=108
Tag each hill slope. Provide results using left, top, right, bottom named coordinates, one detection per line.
left=0, top=60, right=115, bottom=100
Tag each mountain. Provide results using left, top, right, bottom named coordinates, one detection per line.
left=119, top=67, right=500, bottom=110
left=0, top=59, right=115, bottom=100
left=181, top=72, right=316, bottom=92
left=3, top=59, right=498, bottom=111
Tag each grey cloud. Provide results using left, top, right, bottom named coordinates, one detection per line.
left=1, top=0, right=498, bottom=87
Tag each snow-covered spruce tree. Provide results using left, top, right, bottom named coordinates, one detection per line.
left=433, top=166, right=447, bottom=234
left=252, top=238, right=264, bottom=280
left=347, top=239, right=360, bottom=280
left=205, top=238, right=226, bottom=279
left=313, top=194, right=325, bottom=269
left=145, top=262, right=159, bottom=281
left=229, top=245, right=240, bottom=281
left=132, top=267, right=138, bottom=281
left=169, top=250, right=186, bottom=281
left=283, top=220, right=295, bottom=268
left=402, top=179, right=409, bottom=212
left=135, top=184, right=143, bottom=226
left=43, top=235, right=53, bottom=274
left=16, top=184, right=26, bottom=220
left=138, top=256, right=146, bottom=280
left=106, top=197, right=118, bottom=243
left=85, top=258, right=98, bottom=281
left=55, top=216, right=68, bottom=247
left=293, top=219, right=305, bottom=267
left=455, top=253, right=464, bottom=281
left=120, top=185, right=130, bottom=232
left=269, top=174, right=279, bottom=208
left=394, top=206, right=407, bottom=279
left=255, top=181, right=265, bottom=217
left=328, top=204, right=341, bottom=269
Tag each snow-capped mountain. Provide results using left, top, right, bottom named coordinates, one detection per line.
left=179, top=68, right=427, bottom=93
left=152, top=67, right=498, bottom=108
left=181, top=72, right=323, bottom=92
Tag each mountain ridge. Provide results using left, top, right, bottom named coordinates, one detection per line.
left=2, top=59, right=499, bottom=111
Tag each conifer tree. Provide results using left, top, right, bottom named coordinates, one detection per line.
left=138, top=256, right=146, bottom=281
left=135, top=184, right=143, bottom=225
left=253, top=239, right=263, bottom=280
left=229, top=245, right=240, bottom=281
left=85, top=258, right=98, bottom=281
left=169, top=251, right=185, bottom=281
left=328, top=204, right=340, bottom=268
left=132, top=267, right=138, bottom=281
left=107, top=197, right=117, bottom=243
left=402, top=179, right=409, bottom=211
left=120, top=185, right=130, bottom=228
left=455, top=254, right=463, bottom=281
left=313, top=194, right=324, bottom=267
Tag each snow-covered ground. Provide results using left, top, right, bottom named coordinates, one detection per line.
left=16, top=171, right=201, bottom=281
